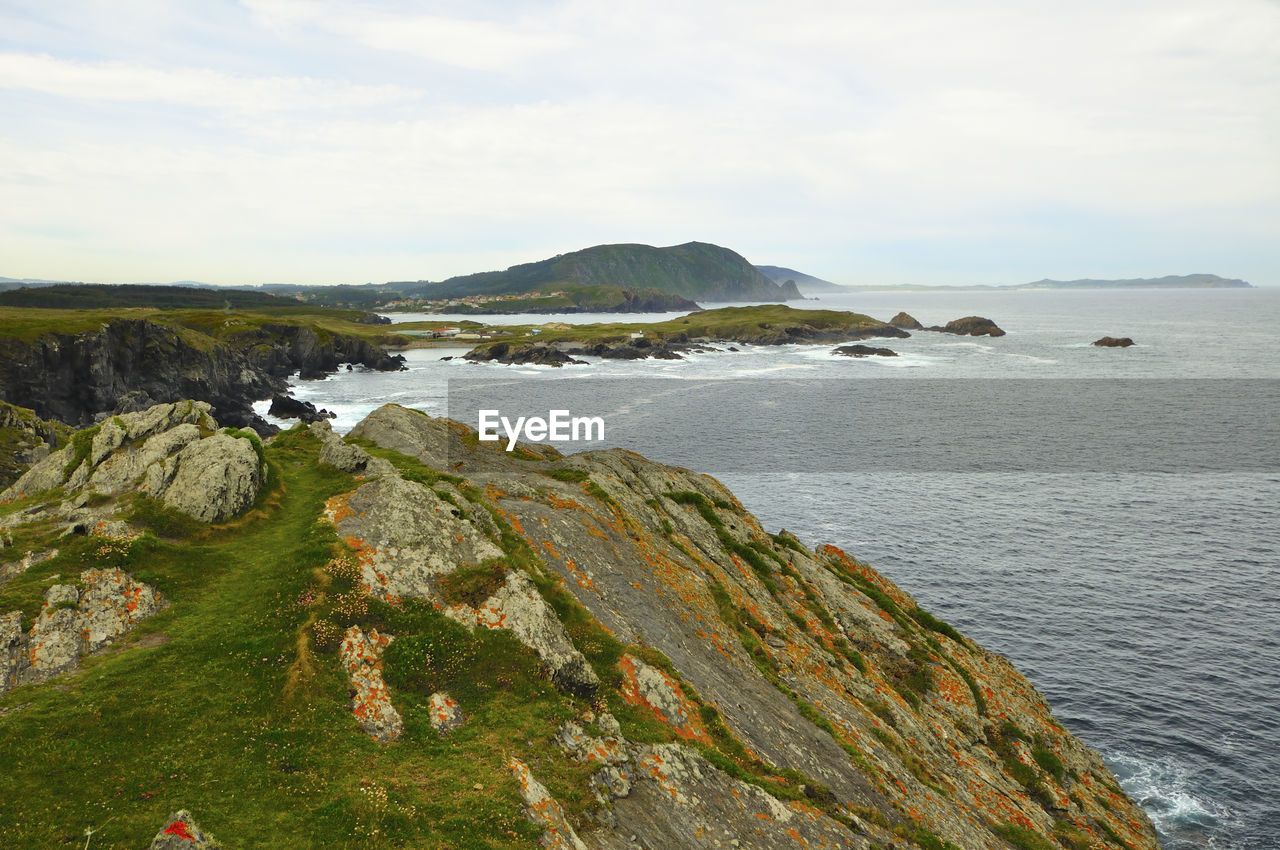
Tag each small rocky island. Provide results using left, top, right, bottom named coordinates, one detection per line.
left=1092, top=336, right=1135, bottom=348
left=0, top=400, right=1158, bottom=848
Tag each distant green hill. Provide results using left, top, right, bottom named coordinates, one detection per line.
left=408, top=242, right=800, bottom=303
left=0, top=284, right=289, bottom=311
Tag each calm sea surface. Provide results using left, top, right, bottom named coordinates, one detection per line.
left=265, top=288, right=1280, bottom=848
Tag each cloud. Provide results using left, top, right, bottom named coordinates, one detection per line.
left=0, top=0, right=1277, bottom=284
left=0, top=51, right=419, bottom=113
left=241, top=0, right=573, bottom=71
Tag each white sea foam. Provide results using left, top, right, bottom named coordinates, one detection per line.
left=1107, top=752, right=1238, bottom=843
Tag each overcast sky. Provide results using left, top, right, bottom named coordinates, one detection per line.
left=1, top=0, right=1277, bottom=286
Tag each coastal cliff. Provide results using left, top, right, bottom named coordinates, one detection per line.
left=0, top=403, right=1157, bottom=849
left=0, top=315, right=404, bottom=432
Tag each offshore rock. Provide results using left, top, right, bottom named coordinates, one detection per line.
left=1093, top=336, right=1135, bottom=347
left=149, top=810, right=220, bottom=849
left=929, top=315, right=1006, bottom=336
left=464, top=343, right=587, bottom=367
left=339, top=626, right=402, bottom=742
left=268, top=393, right=334, bottom=422
left=832, top=344, right=897, bottom=357
left=889, top=311, right=924, bottom=330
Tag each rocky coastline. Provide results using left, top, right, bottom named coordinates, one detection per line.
left=0, top=317, right=404, bottom=433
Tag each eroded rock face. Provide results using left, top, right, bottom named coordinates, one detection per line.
left=340, top=626, right=402, bottom=742
left=1, top=569, right=163, bottom=693
left=149, top=809, right=219, bottom=849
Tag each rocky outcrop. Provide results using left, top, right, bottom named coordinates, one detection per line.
left=0, top=402, right=70, bottom=490
left=1093, top=336, right=1135, bottom=347
left=1, top=402, right=263, bottom=524
left=340, top=626, right=403, bottom=742
left=927, top=315, right=1006, bottom=336
left=1, top=568, right=163, bottom=693
left=149, top=810, right=220, bottom=849
left=0, top=317, right=403, bottom=433
left=889, top=311, right=923, bottom=330
left=832, top=344, right=897, bottom=357
left=334, top=403, right=1157, bottom=849
left=463, top=343, right=587, bottom=367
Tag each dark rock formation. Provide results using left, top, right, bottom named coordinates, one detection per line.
left=353, top=312, right=392, bottom=325
left=1093, top=336, right=1135, bottom=347
left=463, top=343, right=587, bottom=367
left=0, top=318, right=404, bottom=433
left=926, top=316, right=1006, bottom=337
left=832, top=344, right=898, bottom=357
left=889, top=311, right=923, bottom=330
left=268, top=394, right=334, bottom=422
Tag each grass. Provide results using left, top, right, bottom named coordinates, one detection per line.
left=0, top=428, right=594, bottom=848
left=991, top=823, right=1058, bottom=850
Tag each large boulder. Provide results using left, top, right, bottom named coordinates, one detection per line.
left=158, top=433, right=263, bottom=523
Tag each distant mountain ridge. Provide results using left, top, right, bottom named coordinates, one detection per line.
left=1016, top=273, right=1251, bottom=289
left=406, top=241, right=800, bottom=303
left=754, top=264, right=846, bottom=293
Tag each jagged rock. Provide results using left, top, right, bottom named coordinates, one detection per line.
left=339, top=626, right=402, bottom=742
left=889, top=311, right=923, bottom=330
left=0, top=400, right=265, bottom=528
left=445, top=571, right=599, bottom=698
left=159, top=433, right=263, bottom=523
left=928, top=315, right=1006, bottom=336
left=832, top=344, right=897, bottom=357
left=508, top=757, right=588, bottom=850
left=1, top=568, right=163, bottom=693
left=268, top=394, right=334, bottom=422
left=428, top=691, right=465, bottom=734
left=149, top=810, right=220, bottom=849
left=1093, top=336, right=1135, bottom=347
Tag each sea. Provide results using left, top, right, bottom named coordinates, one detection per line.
left=258, top=288, right=1280, bottom=849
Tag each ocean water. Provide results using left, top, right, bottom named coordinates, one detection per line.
left=265, top=288, right=1280, bottom=848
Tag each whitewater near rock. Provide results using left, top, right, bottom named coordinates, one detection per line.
left=0, top=401, right=1157, bottom=849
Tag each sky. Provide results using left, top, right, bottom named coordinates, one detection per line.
left=1, top=0, right=1277, bottom=287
